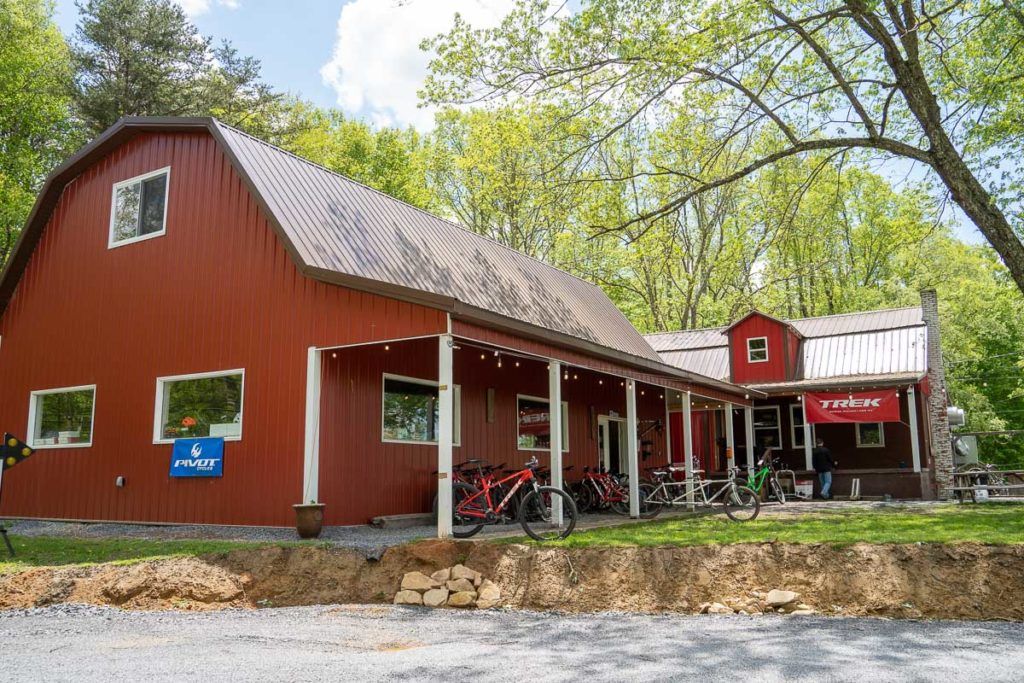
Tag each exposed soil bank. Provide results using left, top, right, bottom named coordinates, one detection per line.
left=1, top=541, right=1021, bottom=620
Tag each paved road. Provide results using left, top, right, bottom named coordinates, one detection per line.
left=2, top=605, right=1021, bottom=682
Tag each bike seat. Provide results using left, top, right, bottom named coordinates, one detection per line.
left=461, top=458, right=484, bottom=465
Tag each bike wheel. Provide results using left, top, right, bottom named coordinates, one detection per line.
left=610, top=494, right=630, bottom=515
left=722, top=484, right=761, bottom=522
left=574, top=483, right=594, bottom=514
left=519, top=486, right=578, bottom=541
left=769, top=477, right=787, bottom=505
left=638, top=483, right=663, bottom=519
left=450, top=482, right=486, bottom=538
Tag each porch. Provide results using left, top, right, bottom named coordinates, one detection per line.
left=301, top=328, right=754, bottom=536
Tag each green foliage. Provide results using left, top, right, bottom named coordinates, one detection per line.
left=535, top=502, right=1024, bottom=548
left=0, top=0, right=74, bottom=263
left=71, top=0, right=281, bottom=136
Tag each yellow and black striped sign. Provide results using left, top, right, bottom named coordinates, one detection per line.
left=2, top=434, right=34, bottom=471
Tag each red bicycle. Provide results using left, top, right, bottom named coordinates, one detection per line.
left=450, top=456, right=578, bottom=541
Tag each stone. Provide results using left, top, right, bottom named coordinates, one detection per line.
left=401, top=572, right=439, bottom=592
left=795, top=603, right=813, bottom=611
left=474, top=575, right=483, bottom=588
left=447, top=591, right=477, bottom=608
left=451, top=564, right=481, bottom=583
left=477, top=579, right=501, bottom=609
left=766, top=589, right=800, bottom=607
left=446, top=578, right=476, bottom=593
left=393, top=590, right=423, bottom=606
left=423, top=588, right=449, bottom=607
left=790, top=609, right=816, bottom=616
left=430, top=568, right=451, bottom=584
left=697, top=602, right=712, bottom=614
left=706, top=602, right=733, bottom=615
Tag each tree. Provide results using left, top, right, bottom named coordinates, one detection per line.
left=423, top=0, right=1024, bottom=295
left=71, top=0, right=280, bottom=135
left=0, top=0, right=74, bottom=265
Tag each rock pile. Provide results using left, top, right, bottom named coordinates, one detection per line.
left=698, top=589, right=815, bottom=616
left=393, top=564, right=501, bottom=609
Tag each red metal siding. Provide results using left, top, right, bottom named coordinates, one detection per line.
left=0, top=132, right=447, bottom=526
left=729, top=314, right=789, bottom=384
left=318, top=337, right=670, bottom=525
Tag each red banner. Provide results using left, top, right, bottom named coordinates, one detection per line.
left=803, top=390, right=901, bottom=424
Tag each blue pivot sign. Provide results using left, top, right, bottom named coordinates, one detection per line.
left=170, top=437, right=225, bottom=477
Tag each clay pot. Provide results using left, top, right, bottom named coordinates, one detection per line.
left=292, top=503, right=326, bottom=539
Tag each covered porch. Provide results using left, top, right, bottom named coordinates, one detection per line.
left=300, top=323, right=754, bottom=536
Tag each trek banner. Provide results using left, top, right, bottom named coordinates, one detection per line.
left=802, top=390, right=901, bottom=424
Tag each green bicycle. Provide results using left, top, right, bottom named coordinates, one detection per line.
left=740, top=453, right=787, bottom=505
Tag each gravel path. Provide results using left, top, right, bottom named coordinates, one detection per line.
left=1, top=604, right=1021, bottom=681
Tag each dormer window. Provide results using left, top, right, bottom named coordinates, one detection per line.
left=109, top=167, right=170, bottom=248
left=746, top=336, right=768, bottom=363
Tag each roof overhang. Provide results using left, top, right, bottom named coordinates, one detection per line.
left=747, top=372, right=927, bottom=395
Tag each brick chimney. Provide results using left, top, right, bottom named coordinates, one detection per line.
left=920, top=289, right=953, bottom=498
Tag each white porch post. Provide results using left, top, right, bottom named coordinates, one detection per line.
left=437, top=334, right=454, bottom=539
left=803, top=398, right=814, bottom=470
left=907, top=386, right=922, bottom=473
left=744, top=406, right=755, bottom=476
left=549, top=361, right=564, bottom=526
left=626, top=380, right=640, bottom=518
left=664, top=393, right=673, bottom=464
left=724, top=403, right=735, bottom=471
left=302, top=346, right=322, bottom=504
left=683, top=391, right=694, bottom=509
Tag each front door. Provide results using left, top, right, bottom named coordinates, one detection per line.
left=598, top=415, right=628, bottom=474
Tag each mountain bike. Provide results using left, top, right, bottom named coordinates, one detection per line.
left=643, top=465, right=760, bottom=521
left=574, top=466, right=659, bottom=518
left=740, top=454, right=787, bottom=504
left=449, top=456, right=578, bottom=541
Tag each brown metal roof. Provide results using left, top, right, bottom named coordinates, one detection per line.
left=213, top=122, right=663, bottom=363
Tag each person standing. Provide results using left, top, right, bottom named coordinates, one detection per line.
left=811, top=437, right=835, bottom=499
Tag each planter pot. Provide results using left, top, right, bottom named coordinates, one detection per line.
left=292, top=503, right=326, bottom=539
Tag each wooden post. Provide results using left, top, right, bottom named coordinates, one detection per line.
left=549, top=360, right=563, bottom=526
left=907, top=386, right=922, bottom=473
left=683, top=391, right=694, bottom=509
left=724, top=403, right=735, bottom=472
left=302, top=346, right=321, bottom=505
left=744, top=406, right=755, bottom=476
left=626, top=380, right=640, bottom=518
left=437, top=334, right=454, bottom=539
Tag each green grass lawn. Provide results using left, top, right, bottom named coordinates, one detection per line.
left=0, top=536, right=287, bottom=574
left=544, top=502, right=1024, bottom=548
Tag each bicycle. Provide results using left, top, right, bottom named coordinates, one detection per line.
left=739, top=454, right=787, bottom=505
left=575, top=466, right=658, bottom=518
left=432, top=459, right=507, bottom=519
left=643, top=465, right=760, bottom=521
left=449, top=456, right=579, bottom=541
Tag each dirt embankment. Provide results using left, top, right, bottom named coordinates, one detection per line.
left=1, top=541, right=1021, bottom=620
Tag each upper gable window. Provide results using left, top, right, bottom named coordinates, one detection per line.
left=746, top=336, right=768, bottom=363
left=109, top=167, right=170, bottom=248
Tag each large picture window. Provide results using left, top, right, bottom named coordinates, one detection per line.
left=381, top=374, right=461, bottom=445
left=856, top=422, right=885, bottom=448
left=752, top=406, right=782, bottom=450
left=109, top=167, right=170, bottom=248
left=28, top=385, right=96, bottom=448
left=517, top=395, right=569, bottom=452
left=154, top=370, right=243, bottom=443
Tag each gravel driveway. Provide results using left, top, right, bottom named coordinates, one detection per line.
left=2, top=604, right=1021, bottom=682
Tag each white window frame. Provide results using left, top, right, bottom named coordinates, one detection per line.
left=746, top=336, right=769, bottom=363
left=752, top=405, right=782, bottom=449
left=153, top=368, right=245, bottom=444
left=790, top=403, right=815, bottom=450
left=380, top=373, right=461, bottom=446
left=855, top=422, right=886, bottom=448
left=108, top=166, right=171, bottom=249
left=516, top=393, right=569, bottom=453
left=26, top=384, right=97, bottom=449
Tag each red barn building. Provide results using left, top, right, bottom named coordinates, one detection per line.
left=646, top=297, right=956, bottom=500
left=0, top=117, right=758, bottom=530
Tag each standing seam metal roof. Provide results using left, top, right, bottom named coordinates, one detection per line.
left=214, top=122, right=663, bottom=362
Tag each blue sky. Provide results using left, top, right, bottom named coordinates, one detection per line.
left=52, top=0, right=521, bottom=128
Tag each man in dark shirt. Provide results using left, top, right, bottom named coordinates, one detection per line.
left=811, top=437, right=835, bottom=499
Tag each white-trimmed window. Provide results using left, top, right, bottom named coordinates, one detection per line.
left=856, top=422, right=885, bottom=448
left=27, top=385, right=96, bottom=449
left=790, top=404, right=815, bottom=449
left=746, top=336, right=769, bottom=363
left=381, top=374, right=461, bottom=445
left=154, top=369, right=243, bottom=443
left=109, top=167, right=170, bottom=248
left=517, top=394, right=569, bottom=452
left=752, top=406, right=782, bottom=449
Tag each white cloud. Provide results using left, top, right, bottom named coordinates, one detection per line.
left=320, top=0, right=518, bottom=129
left=177, top=0, right=240, bottom=17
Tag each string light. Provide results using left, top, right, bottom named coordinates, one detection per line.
left=515, top=361, right=520, bottom=367
left=331, top=352, right=337, bottom=359
left=383, top=345, right=390, bottom=351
